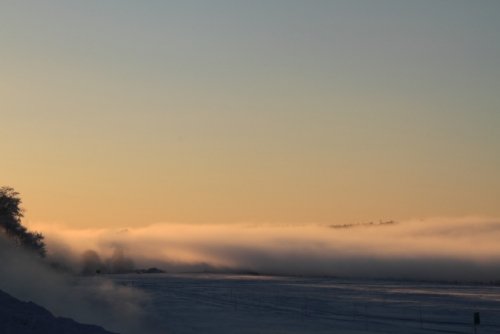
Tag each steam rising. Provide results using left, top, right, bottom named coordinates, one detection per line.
left=33, top=217, right=500, bottom=281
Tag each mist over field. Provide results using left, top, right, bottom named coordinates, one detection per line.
left=2, top=1, right=499, bottom=333
left=3, top=217, right=500, bottom=334
left=0, top=234, right=150, bottom=334
left=32, top=217, right=500, bottom=282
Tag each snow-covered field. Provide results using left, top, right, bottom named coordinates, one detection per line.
left=109, top=274, right=500, bottom=334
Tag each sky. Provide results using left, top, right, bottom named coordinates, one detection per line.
left=1, top=1, right=500, bottom=228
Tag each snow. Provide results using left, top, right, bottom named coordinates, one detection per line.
left=0, top=289, right=116, bottom=334
left=3, top=273, right=499, bottom=334
left=109, top=273, right=500, bottom=334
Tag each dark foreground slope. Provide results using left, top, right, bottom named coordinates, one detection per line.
left=0, top=289, right=117, bottom=334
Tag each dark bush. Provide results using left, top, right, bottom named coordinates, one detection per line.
left=0, top=187, right=46, bottom=257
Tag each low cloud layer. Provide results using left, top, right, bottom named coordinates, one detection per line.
left=31, top=217, right=500, bottom=281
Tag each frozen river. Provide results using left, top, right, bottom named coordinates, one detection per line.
left=110, top=274, right=500, bottom=334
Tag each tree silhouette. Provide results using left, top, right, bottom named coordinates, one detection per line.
left=0, top=187, right=46, bottom=257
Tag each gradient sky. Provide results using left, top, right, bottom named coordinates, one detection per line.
left=1, top=1, right=499, bottom=227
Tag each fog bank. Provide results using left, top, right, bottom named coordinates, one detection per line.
left=32, top=217, right=500, bottom=281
